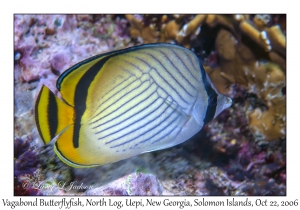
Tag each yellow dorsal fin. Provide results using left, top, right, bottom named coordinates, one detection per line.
left=56, top=55, right=110, bottom=107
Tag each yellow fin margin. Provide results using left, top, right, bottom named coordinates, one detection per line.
left=54, top=124, right=100, bottom=168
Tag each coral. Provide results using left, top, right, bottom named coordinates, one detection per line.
left=199, top=15, right=286, bottom=141
left=38, top=144, right=73, bottom=183
left=126, top=14, right=274, bottom=49
left=125, top=14, right=198, bottom=47
left=126, top=171, right=163, bottom=195
left=14, top=137, right=39, bottom=176
left=14, top=178, right=42, bottom=196
left=50, top=51, right=71, bottom=75
left=14, top=14, right=131, bottom=91
left=14, top=137, right=42, bottom=195
left=205, top=84, right=286, bottom=195
left=14, top=150, right=39, bottom=176
left=14, top=137, right=30, bottom=159
left=85, top=171, right=162, bottom=196
left=125, top=14, right=160, bottom=43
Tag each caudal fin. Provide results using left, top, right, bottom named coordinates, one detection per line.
left=35, top=85, right=74, bottom=144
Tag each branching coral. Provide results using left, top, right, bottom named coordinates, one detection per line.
left=125, top=14, right=160, bottom=43
left=202, top=15, right=286, bottom=141
left=125, top=14, right=198, bottom=48
left=205, top=27, right=285, bottom=140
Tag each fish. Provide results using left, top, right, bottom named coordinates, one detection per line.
left=35, top=43, right=232, bottom=168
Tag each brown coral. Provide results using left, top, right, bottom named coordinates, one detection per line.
left=125, top=14, right=160, bottom=43
left=126, top=14, right=197, bottom=48
left=202, top=16, right=286, bottom=141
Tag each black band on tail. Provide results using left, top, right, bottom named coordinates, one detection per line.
left=199, top=65, right=217, bottom=125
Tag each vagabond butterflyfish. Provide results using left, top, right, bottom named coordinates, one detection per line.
left=35, top=43, right=232, bottom=168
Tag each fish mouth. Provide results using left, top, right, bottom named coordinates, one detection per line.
left=226, top=97, right=232, bottom=108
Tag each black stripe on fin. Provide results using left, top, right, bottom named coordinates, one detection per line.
left=199, top=65, right=218, bottom=125
left=48, top=90, right=58, bottom=139
left=35, top=86, right=46, bottom=144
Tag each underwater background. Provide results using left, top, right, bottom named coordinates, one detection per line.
left=14, top=14, right=286, bottom=195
